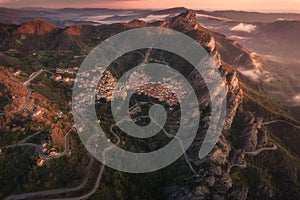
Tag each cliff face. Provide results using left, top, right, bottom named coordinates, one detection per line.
left=176, top=70, right=243, bottom=200
left=161, top=11, right=300, bottom=200
left=161, top=11, right=280, bottom=200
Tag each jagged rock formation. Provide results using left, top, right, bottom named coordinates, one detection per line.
left=159, top=10, right=277, bottom=200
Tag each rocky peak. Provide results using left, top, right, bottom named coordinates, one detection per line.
left=125, top=20, right=147, bottom=28
left=64, top=24, right=83, bottom=36
left=169, top=10, right=199, bottom=30
left=175, top=9, right=197, bottom=22
left=14, top=20, right=57, bottom=35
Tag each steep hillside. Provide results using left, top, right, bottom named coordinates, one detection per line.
left=14, top=20, right=57, bottom=35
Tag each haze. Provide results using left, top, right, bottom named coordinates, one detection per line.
left=1, top=0, right=300, bottom=12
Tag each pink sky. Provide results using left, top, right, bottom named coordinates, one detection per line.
left=0, top=0, right=300, bottom=11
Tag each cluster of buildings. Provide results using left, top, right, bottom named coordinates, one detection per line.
left=53, top=67, right=78, bottom=83
left=36, top=141, right=59, bottom=167
left=56, top=67, right=78, bottom=75
left=96, top=70, right=186, bottom=106
left=73, top=68, right=186, bottom=107
left=53, top=75, right=76, bottom=83
left=135, top=83, right=179, bottom=106
left=96, top=70, right=117, bottom=101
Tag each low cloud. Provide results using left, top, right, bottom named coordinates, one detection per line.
left=239, top=69, right=261, bottom=81
left=239, top=67, right=272, bottom=82
left=139, top=14, right=169, bottom=22
left=231, top=23, right=256, bottom=33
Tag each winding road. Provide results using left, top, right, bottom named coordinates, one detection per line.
left=112, top=101, right=197, bottom=175
left=3, top=124, right=121, bottom=200
left=23, top=69, right=53, bottom=87
left=0, top=130, right=42, bottom=148
left=43, top=102, right=197, bottom=200
left=227, top=160, right=247, bottom=173
left=1, top=68, right=55, bottom=116
left=4, top=157, right=94, bottom=200
left=3, top=128, right=75, bottom=200
left=3, top=105, right=300, bottom=199
left=1, top=128, right=73, bottom=162
left=0, top=87, right=32, bottom=116
left=22, top=88, right=32, bottom=112
left=263, top=120, right=300, bottom=130
left=227, top=144, right=278, bottom=174
left=245, top=144, right=278, bottom=156
left=47, top=129, right=121, bottom=200
left=150, top=117, right=197, bottom=175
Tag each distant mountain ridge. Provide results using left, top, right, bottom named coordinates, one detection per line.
left=1, top=7, right=300, bottom=28
left=0, top=11, right=212, bottom=52
left=196, top=10, right=300, bottom=22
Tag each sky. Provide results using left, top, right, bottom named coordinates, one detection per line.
left=0, top=0, right=300, bottom=12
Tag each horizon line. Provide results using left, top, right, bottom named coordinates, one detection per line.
left=1, top=6, right=300, bottom=14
